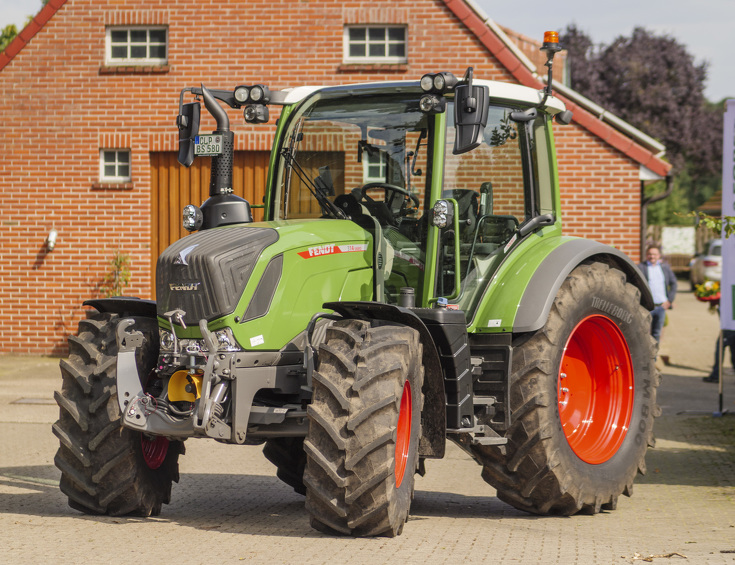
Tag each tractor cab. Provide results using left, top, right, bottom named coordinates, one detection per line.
left=265, top=73, right=564, bottom=318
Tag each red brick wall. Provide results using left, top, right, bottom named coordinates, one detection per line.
left=0, top=0, right=641, bottom=354
left=555, top=124, right=642, bottom=259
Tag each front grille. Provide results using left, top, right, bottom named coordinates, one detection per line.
left=156, top=227, right=279, bottom=324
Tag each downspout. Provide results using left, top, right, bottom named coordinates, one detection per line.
left=640, top=174, right=674, bottom=259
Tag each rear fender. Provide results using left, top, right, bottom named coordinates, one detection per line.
left=324, top=301, right=446, bottom=459
left=512, top=239, right=653, bottom=333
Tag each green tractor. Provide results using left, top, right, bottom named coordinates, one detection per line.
left=54, top=36, right=659, bottom=537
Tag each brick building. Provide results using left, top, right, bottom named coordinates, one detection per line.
left=0, top=0, right=671, bottom=354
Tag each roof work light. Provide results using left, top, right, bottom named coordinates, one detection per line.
left=234, top=84, right=271, bottom=105
left=420, top=72, right=458, bottom=94
left=234, top=84, right=272, bottom=123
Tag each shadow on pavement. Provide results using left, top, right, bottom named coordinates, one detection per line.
left=639, top=413, right=735, bottom=488
left=3, top=446, right=732, bottom=541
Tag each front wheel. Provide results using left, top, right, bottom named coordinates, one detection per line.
left=303, top=319, right=424, bottom=537
left=470, top=262, right=659, bottom=514
left=52, top=312, right=183, bottom=516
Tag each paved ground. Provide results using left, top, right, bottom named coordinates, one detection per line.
left=1, top=280, right=734, bottom=564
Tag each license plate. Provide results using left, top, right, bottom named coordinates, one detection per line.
left=194, top=134, right=223, bottom=156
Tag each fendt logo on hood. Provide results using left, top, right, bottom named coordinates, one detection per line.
left=174, top=244, right=199, bottom=266
left=169, top=282, right=201, bottom=291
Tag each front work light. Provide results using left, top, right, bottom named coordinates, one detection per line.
left=419, top=94, right=446, bottom=114
left=244, top=104, right=270, bottom=124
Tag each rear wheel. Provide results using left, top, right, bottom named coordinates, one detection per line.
left=53, top=312, right=183, bottom=516
left=469, top=262, right=659, bottom=514
left=303, top=319, right=423, bottom=536
left=263, top=437, right=307, bottom=495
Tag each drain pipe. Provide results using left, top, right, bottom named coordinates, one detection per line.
left=640, top=174, right=674, bottom=259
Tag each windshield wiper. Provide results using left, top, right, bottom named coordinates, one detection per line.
left=280, top=148, right=347, bottom=220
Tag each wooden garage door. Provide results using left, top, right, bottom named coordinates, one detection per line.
left=149, top=151, right=270, bottom=292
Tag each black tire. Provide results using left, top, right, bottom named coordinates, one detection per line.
left=303, top=319, right=424, bottom=537
left=263, top=437, right=307, bottom=495
left=469, top=262, right=659, bottom=515
left=53, top=312, right=183, bottom=516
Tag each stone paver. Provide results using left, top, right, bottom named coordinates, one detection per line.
left=1, top=281, right=734, bottom=564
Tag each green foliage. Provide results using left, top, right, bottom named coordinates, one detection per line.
left=680, top=212, right=735, bottom=239
left=646, top=163, right=722, bottom=225
left=0, top=24, right=18, bottom=52
left=1, top=2, right=50, bottom=52
left=100, top=251, right=132, bottom=297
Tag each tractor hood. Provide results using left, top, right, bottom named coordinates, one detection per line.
left=156, top=220, right=375, bottom=345
left=156, top=226, right=279, bottom=325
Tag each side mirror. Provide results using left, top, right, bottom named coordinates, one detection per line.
left=177, top=102, right=201, bottom=167
left=453, top=82, right=489, bottom=154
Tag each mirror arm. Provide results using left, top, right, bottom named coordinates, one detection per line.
left=518, top=213, right=555, bottom=238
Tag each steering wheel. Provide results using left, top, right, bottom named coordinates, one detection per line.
left=360, top=182, right=420, bottom=217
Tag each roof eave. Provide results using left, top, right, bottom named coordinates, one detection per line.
left=444, top=0, right=672, bottom=178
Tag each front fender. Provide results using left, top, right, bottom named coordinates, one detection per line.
left=84, top=297, right=157, bottom=318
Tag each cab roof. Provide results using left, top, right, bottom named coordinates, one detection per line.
left=276, top=79, right=567, bottom=115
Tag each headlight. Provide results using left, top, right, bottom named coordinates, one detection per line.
left=419, top=72, right=457, bottom=93
left=182, top=204, right=203, bottom=232
left=213, top=328, right=240, bottom=352
left=249, top=85, right=264, bottom=102
left=160, top=329, right=175, bottom=351
left=159, top=328, right=241, bottom=353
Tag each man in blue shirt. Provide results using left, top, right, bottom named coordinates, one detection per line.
left=638, top=245, right=677, bottom=344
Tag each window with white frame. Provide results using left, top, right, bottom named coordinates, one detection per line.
left=363, top=150, right=387, bottom=183
left=100, top=150, right=131, bottom=182
left=106, top=27, right=167, bottom=65
left=344, top=26, right=407, bottom=63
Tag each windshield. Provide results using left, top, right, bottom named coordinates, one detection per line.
left=273, top=91, right=434, bottom=305
left=274, top=93, right=431, bottom=221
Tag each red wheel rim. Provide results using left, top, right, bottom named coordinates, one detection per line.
left=141, top=435, right=169, bottom=470
left=394, top=381, right=412, bottom=488
left=558, top=315, right=634, bottom=464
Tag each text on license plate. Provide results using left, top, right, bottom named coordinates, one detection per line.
left=194, top=135, right=223, bottom=156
